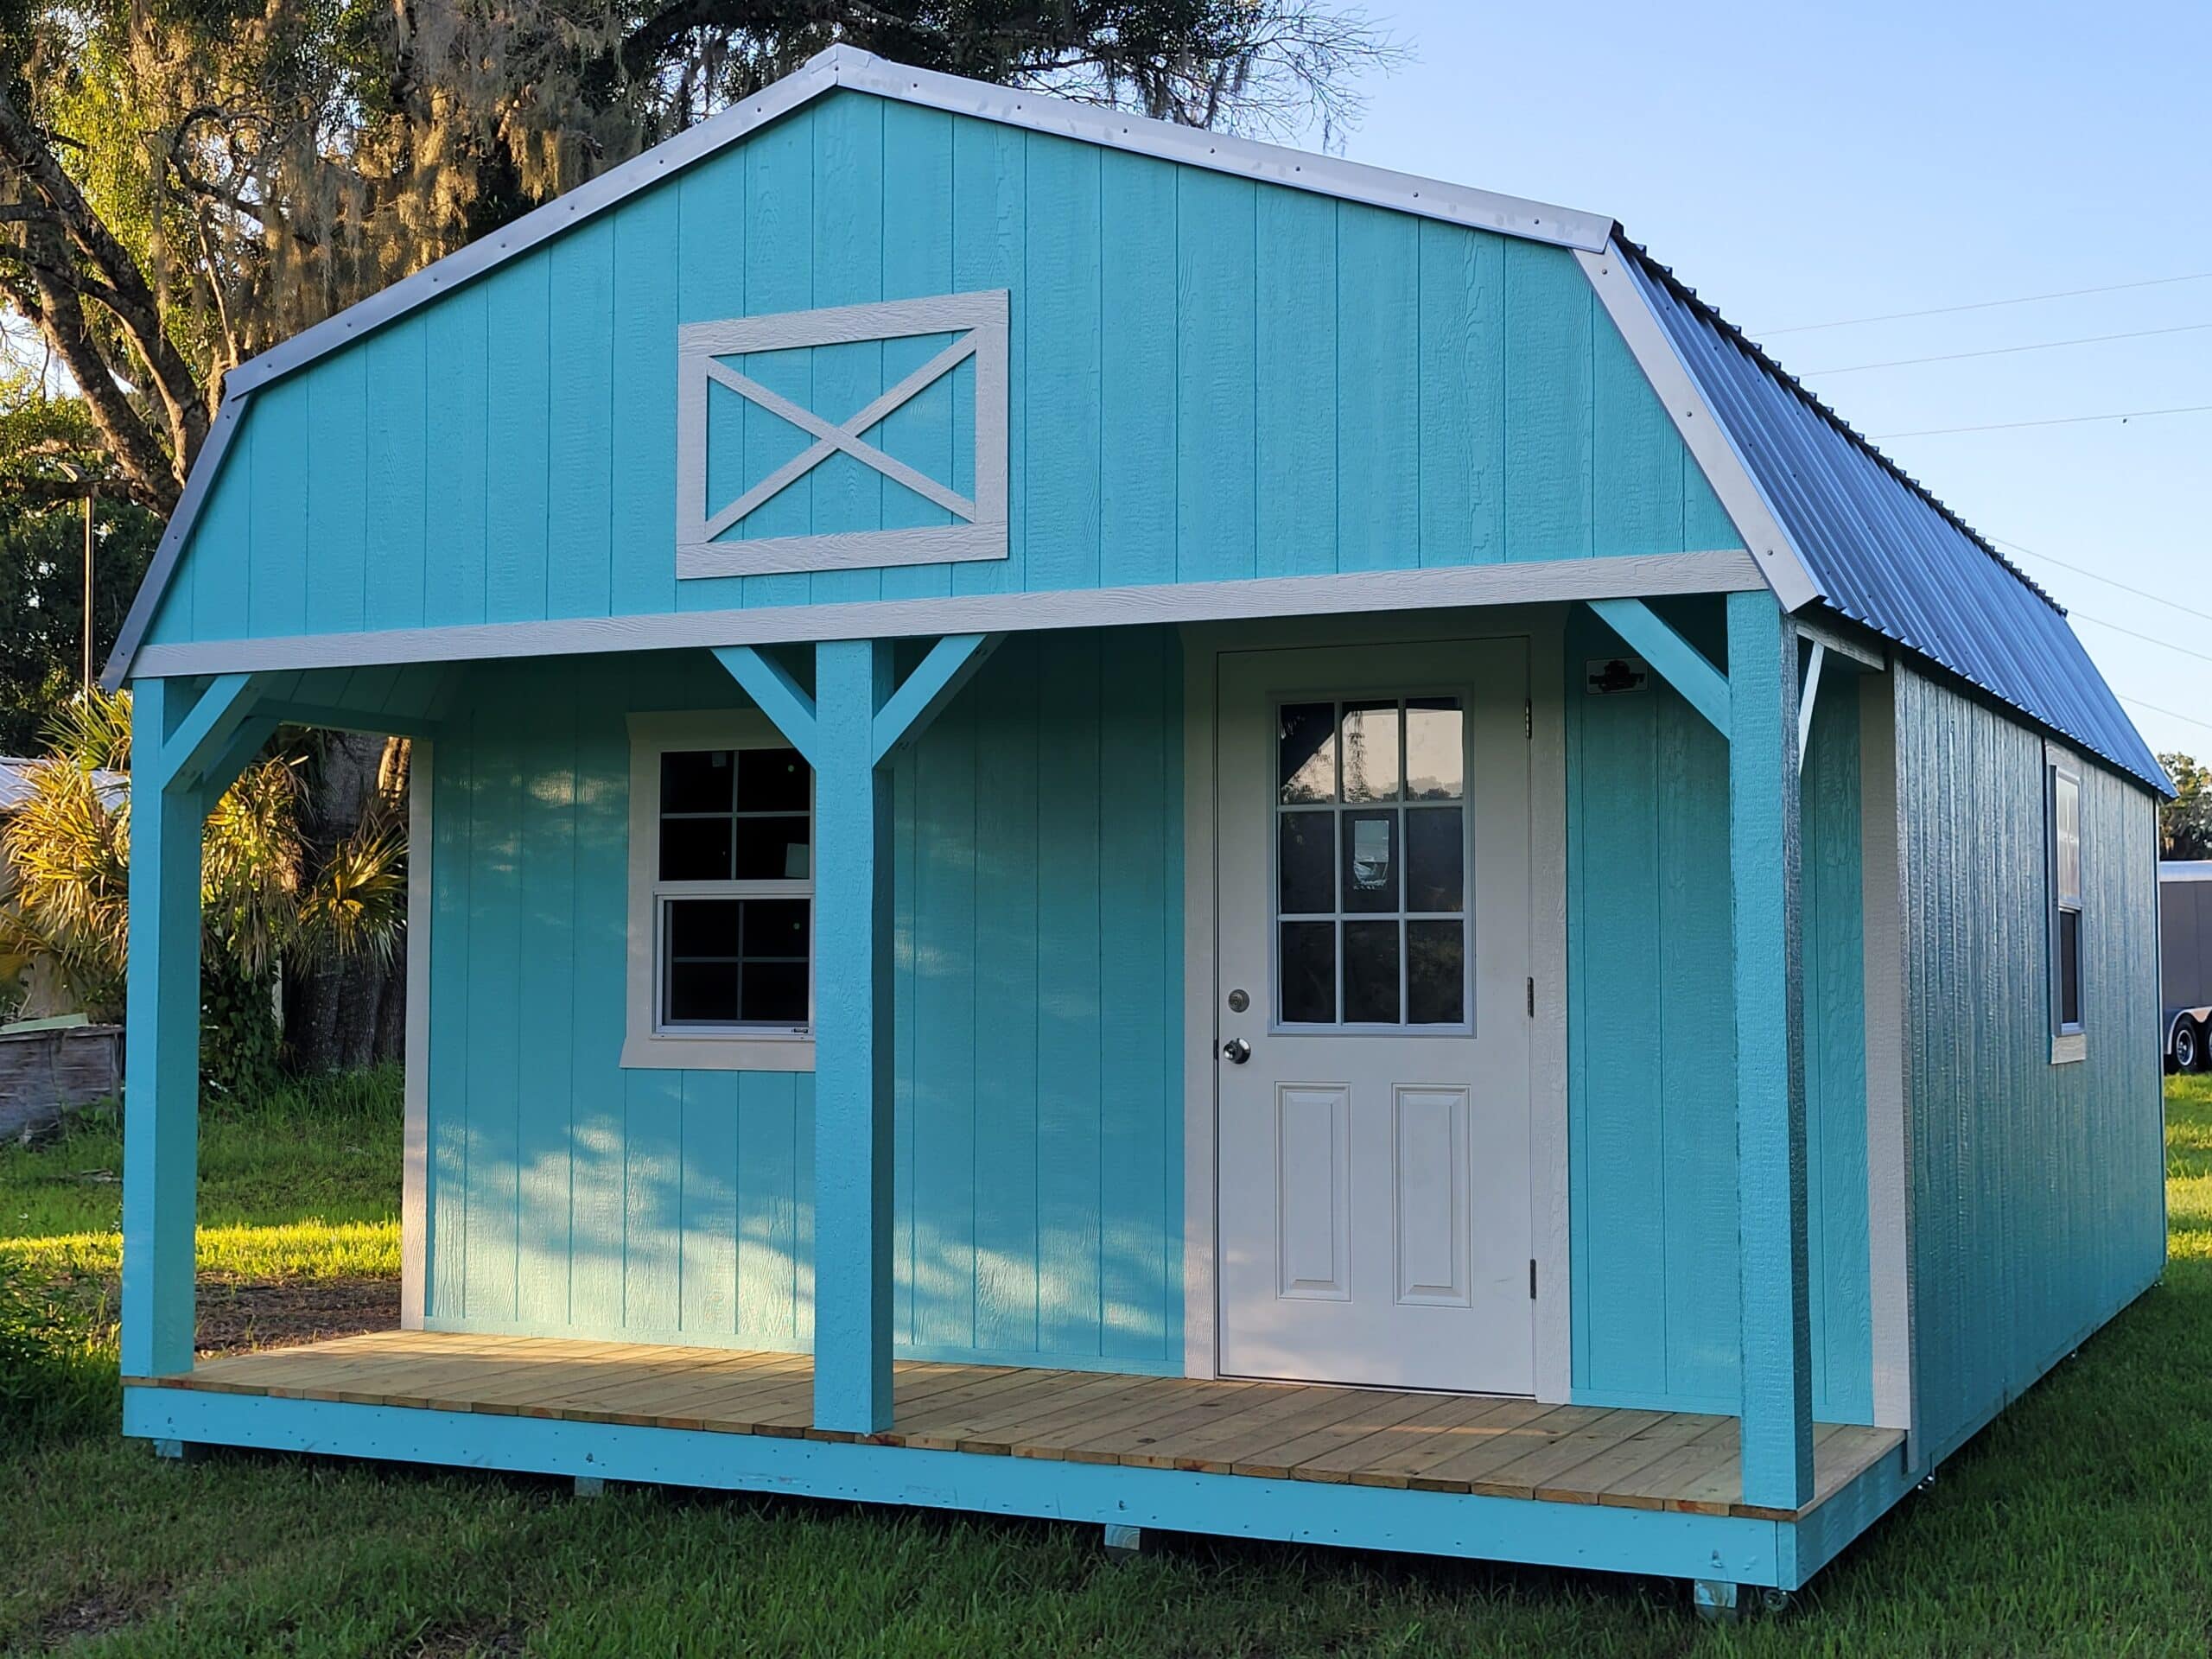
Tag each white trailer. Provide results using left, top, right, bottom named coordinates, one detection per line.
left=2161, top=861, right=2212, bottom=1071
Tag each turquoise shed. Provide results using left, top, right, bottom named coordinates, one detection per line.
left=109, top=48, right=2169, bottom=1607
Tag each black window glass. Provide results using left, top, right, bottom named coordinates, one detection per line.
left=1407, top=920, right=1465, bottom=1025
left=662, top=748, right=734, bottom=814
left=1343, top=921, right=1400, bottom=1023
left=1279, top=923, right=1335, bottom=1023
left=1404, top=807, right=1464, bottom=913
left=1278, top=812, right=1334, bottom=915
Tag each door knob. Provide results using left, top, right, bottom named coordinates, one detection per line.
left=1221, top=1038, right=1251, bottom=1065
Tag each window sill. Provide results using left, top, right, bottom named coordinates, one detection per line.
left=2050, top=1031, right=2086, bottom=1066
left=620, top=1033, right=816, bottom=1073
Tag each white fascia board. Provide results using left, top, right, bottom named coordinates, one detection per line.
left=107, top=43, right=1615, bottom=688
left=1575, top=239, right=1822, bottom=614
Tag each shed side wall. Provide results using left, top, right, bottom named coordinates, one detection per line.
left=145, top=92, right=1736, bottom=652
left=1894, top=663, right=2164, bottom=1464
left=422, top=632, right=1185, bottom=1370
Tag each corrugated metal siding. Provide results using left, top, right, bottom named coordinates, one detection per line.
left=1622, top=248, right=2168, bottom=798
left=1893, top=663, right=2164, bottom=1464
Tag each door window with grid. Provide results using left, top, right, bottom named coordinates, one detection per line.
left=1274, top=696, right=1469, bottom=1028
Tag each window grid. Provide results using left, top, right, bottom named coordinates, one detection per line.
left=2050, top=760, right=2084, bottom=1038
left=653, top=745, right=814, bottom=1034
left=1273, top=696, right=1471, bottom=1031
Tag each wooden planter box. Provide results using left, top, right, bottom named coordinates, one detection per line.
left=0, top=1021, right=123, bottom=1141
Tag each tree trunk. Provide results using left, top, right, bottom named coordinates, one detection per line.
left=282, top=730, right=407, bottom=1074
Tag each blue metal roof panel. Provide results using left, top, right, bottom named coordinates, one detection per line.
left=1621, top=245, right=2171, bottom=798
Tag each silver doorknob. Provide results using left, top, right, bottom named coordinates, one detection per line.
left=1221, top=1038, right=1251, bottom=1065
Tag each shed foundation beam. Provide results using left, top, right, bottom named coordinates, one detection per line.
left=1726, top=591, right=1815, bottom=1512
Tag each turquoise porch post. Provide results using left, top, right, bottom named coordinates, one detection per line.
left=1726, top=590, right=1815, bottom=1510
left=810, top=638, right=898, bottom=1434
left=120, top=675, right=271, bottom=1380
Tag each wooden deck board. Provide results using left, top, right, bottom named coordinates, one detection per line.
left=149, top=1333, right=1900, bottom=1520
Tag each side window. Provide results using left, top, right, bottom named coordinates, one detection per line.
left=2049, top=751, right=2084, bottom=1058
left=655, top=746, right=813, bottom=1030
left=623, top=713, right=815, bottom=1071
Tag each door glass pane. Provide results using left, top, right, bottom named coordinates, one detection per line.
left=1278, top=811, right=1335, bottom=915
left=1280, top=922, right=1336, bottom=1023
left=1404, top=807, right=1465, bottom=913
left=1341, top=810, right=1398, bottom=912
left=1341, top=702, right=1402, bottom=803
left=1279, top=703, right=1337, bottom=804
left=1405, top=698, right=1464, bottom=799
left=1408, top=920, right=1465, bottom=1025
left=1343, top=921, right=1401, bottom=1023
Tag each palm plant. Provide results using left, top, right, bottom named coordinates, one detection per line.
left=0, top=689, right=407, bottom=1092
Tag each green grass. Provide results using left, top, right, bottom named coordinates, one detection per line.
left=3, top=1077, right=2210, bottom=1656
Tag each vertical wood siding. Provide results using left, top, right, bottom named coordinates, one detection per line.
left=1565, top=607, right=1872, bottom=1419
left=1893, top=665, right=2164, bottom=1464
left=148, top=93, right=1734, bottom=651
left=421, top=632, right=1184, bottom=1370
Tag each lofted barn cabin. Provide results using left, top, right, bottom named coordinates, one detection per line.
left=110, top=48, right=2170, bottom=1607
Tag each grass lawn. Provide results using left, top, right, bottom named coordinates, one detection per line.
left=4, top=1074, right=2210, bottom=1656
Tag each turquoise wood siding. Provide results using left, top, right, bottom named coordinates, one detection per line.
left=421, top=631, right=1184, bottom=1371
left=145, top=91, right=1736, bottom=651
left=1565, top=606, right=1872, bottom=1420
left=1893, top=664, right=2164, bottom=1464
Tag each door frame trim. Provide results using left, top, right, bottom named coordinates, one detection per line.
left=1178, top=608, right=1573, bottom=1402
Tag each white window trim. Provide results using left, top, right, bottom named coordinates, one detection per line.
left=2045, top=739, right=2086, bottom=1066
left=621, top=709, right=816, bottom=1072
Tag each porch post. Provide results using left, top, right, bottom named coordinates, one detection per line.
left=1726, top=590, right=1815, bottom=1511
left=810, top=639, right=897, bottom=1434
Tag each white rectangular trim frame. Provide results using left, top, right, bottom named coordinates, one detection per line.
left=1857, top=669, right=1915, bottom=1440
left=676, top=291, right=1009, bottom=581
left=2045, top=738, right=2088, bottom=1065
left=1177, top=610, right=1572, bottom=1400
left=622, top=709, right=817, bottom=1072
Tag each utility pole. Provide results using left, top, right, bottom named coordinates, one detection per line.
left=81, top=488, right=93, bottom=691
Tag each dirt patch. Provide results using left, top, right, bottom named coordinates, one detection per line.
left=402, top=1616, right=529, bottom=1656
left=31, top=1588, right=156, bottom=1651
left=194, top=1276, right=400, bottom=1355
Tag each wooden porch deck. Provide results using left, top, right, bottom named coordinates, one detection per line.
left=149, top=1332, right=1900, bottom=1522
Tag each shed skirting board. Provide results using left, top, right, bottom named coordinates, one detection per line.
left=125, top=552, right=1762, bottom=682
left=120, top=1386, right=1913, bottom=1590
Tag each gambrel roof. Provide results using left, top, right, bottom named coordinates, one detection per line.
left=107, top=46, right=2166, bottom=795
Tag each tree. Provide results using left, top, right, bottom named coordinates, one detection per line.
left=2160, top=753, right=2212, bottom=861
left=0, top=689, right=407, bottom=1091
left=2, top=0, right=1396, bottom=517
left=1, top=0, right=1395, bottom=1069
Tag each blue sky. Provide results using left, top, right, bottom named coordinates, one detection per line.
left=1319, top=1, right=2212, bottom=759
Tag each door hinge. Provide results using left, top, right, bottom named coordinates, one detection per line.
left=1529, top=1258, right=1538, bottom=1300
left=1526, top=976, right=1535, bottom=1018
left=1523, top=697, right=1533, bottom=740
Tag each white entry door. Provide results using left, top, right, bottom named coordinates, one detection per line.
left=1215, top=639, right=1534, bottom=1394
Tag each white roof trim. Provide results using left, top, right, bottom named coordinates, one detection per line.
left=1574, top=239, right=1821, bottom=613
left=106, top=45, right=1616, bottom=687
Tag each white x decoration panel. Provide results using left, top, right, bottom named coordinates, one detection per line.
left=675, top=290, right=1009, bottom=580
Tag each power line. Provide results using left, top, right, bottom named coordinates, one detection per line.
left=2118, top=693, right=2212, bottom=739
left=1803, top=319, right=2212, bottom=376
left=1875, top=403, right=2212, bottom=439
left=1756, top=270, right=2212, bottom=335
left=2072, top=611, right=2212, bottom=668
left=1995, top=537, right=2212, bottom=629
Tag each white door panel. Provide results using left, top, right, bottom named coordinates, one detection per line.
left=1215, top=639, right=1534, bottom=1395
